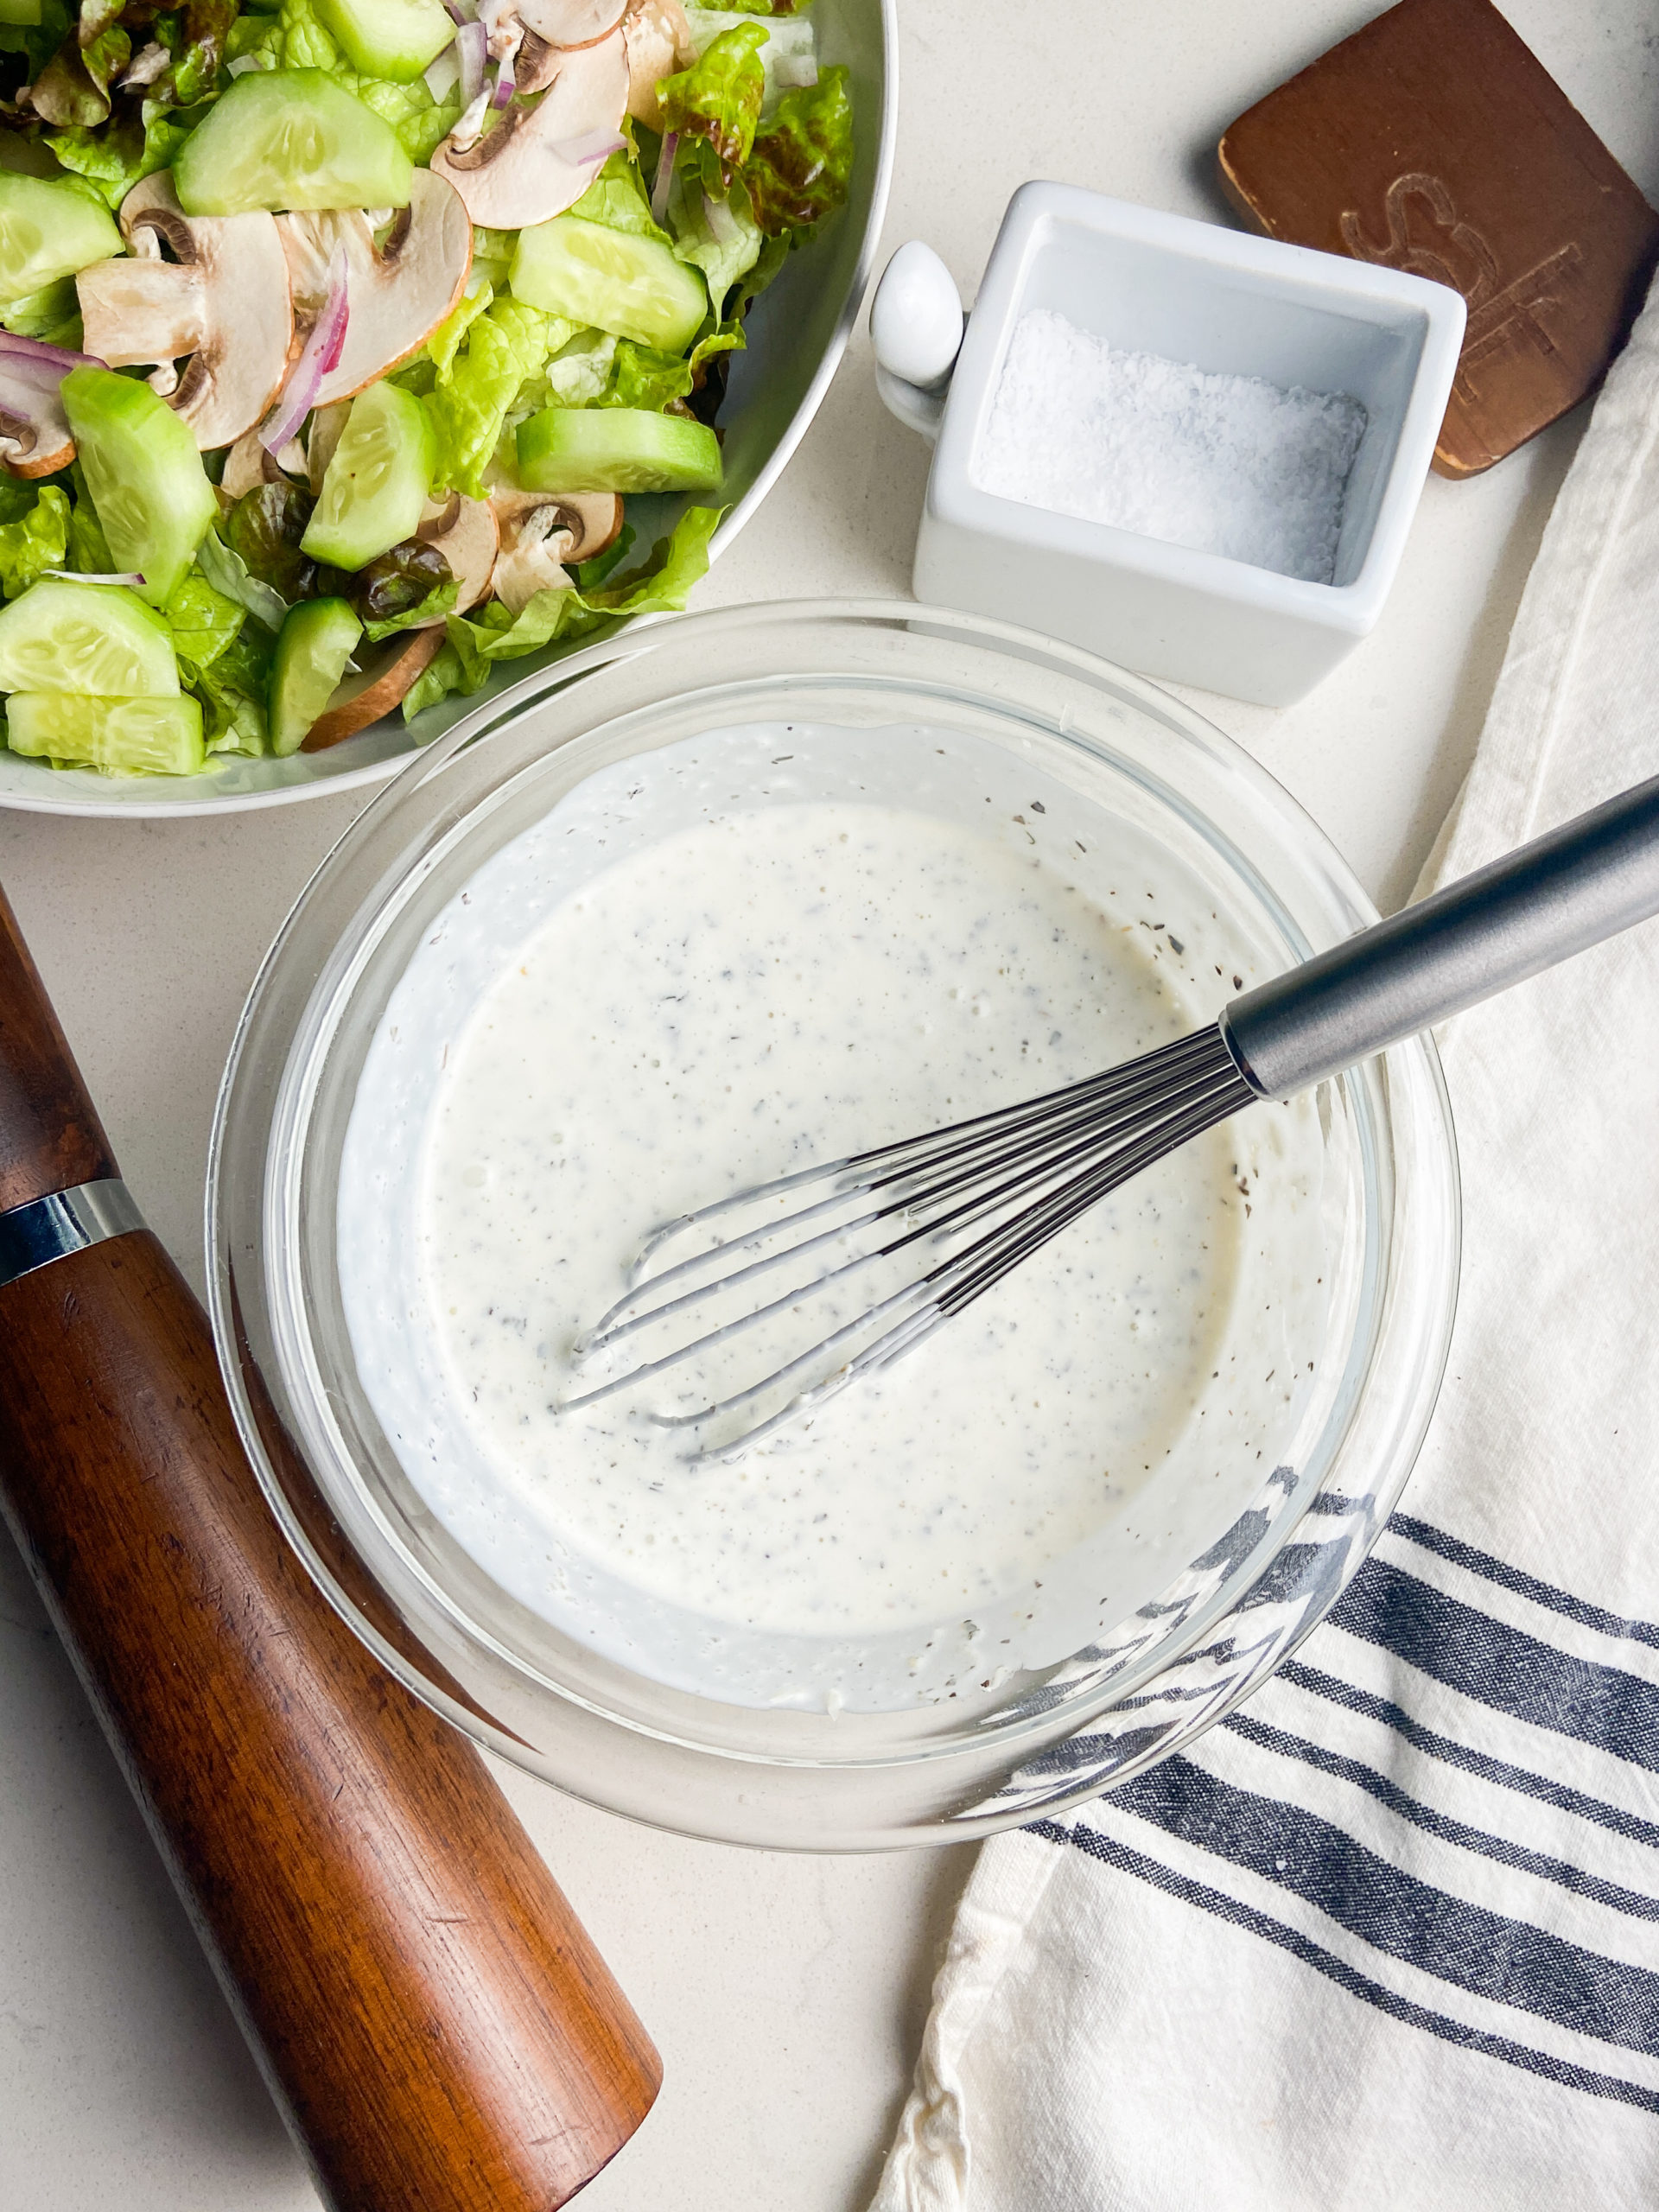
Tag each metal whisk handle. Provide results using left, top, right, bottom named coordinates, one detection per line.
left=1221, top=768, right=1659, bottom=1099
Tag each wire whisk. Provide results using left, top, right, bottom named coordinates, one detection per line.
left=562, top=768, right=1659, bottom=1460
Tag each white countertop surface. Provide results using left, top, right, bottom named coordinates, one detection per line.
left=4, top=3, right=1656, bottom=2203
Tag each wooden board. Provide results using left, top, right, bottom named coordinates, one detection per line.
left=1218, top=0, right=1659, bottom=477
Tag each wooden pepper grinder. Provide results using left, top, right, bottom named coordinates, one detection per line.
left=0, top=881, right=660, bottom=2209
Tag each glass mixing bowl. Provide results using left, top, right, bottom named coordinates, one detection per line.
left=208, top=601, right=1459, bottom=1849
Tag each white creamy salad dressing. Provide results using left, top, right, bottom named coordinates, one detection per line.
left=339, top=723, right=1329, bottom=1711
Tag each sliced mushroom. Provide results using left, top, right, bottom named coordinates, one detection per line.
left=302, top=628, right=446, bottom=753
left=430, top=30, right=629, bottom=230
left=516, top=0, right=627, bottom=48
left=416, top=492, right=499, bottom=613
left=0, top=395, right=73, bottom=480
left=76, top=173, right=294, bottom=451
left=623, top=0, right=691, bottom=127
left=277, top=170, right=473, bottom=408
left=488, top=486, right=621, bottom=613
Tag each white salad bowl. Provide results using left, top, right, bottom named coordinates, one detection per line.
left=0, top=0, right=895, bottom=820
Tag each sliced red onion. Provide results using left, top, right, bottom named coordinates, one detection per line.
left=0, top=329, right=106, bottom=375
left=651, top=127, right=678, bottom=224
left=443, top=0, right=478, bottom=21
left=423, top=37, right=460, bottom=99
left=490, top=54, right=515, bottom=106
left=41, top=568, right=146, bottom=587
left=257, top=248, right=349, bottom=454
left=553, top=125, right=626, bottom=175
left=455, top=17, right=486, bottom=107
left=702, top=188, right=740, bottom=245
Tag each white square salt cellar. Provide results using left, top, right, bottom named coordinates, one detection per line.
left=873, top=183, right=1466, bottom=707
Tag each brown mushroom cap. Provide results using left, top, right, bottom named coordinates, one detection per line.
left=430, top=31, right=629, bottom=231
left=77, top=172, right=294, bottom=451
left=277, top=170, right=473, bottom=408
left=302, top=629, right=445, bottom=752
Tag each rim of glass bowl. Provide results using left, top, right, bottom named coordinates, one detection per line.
left=207, top=600, right=1460, bottom=1851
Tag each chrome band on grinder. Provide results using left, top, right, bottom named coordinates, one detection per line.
left=0, top=1178, right=144, bottom=1288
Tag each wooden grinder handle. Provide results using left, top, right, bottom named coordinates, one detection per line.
left=0, top=886, right=659, bottom=2210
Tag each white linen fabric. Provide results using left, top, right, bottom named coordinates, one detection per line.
left=872, top=277, right=1659, bottom=2212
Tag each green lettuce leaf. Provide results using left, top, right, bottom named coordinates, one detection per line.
left=657, top=22, right=765, bottom=190
left=0, top=483, right=68, bottom=597
left=189, top=622, right=271, bottom=754
left=48, top=105, right=194, bottom=207
left=741, top=62, right=850, bottom=235
left=519, top=327, right=615, bottom=412
left=429, top=281, right=493, bottom=380
left=423, top=297, right=578, bottom=499
left=163, top=562, right=245, bottom=676
left=569, top=149, right=672, bottom=245
left=601, top=339, right=693, bottom=412
left=196, top=524, right=289, bottom=632
left=0, top=0, right=68, bottom=76
left=668, top=168, right=760, bottom=319
left=0, top=274, right=81, bottom=345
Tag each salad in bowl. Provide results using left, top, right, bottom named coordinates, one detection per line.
left=0, top=0, right=853, bottom=779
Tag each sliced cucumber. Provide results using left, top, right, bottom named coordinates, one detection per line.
left=510, top=218, right=707, bottom=353
left=269, top=597, right=362, bottom=757
left=517, top=405, right=722, bottom=494
left=0, top=173, right=120, bottom=303
left=60, top=368, right=217, bottom=608
left=6, top=693, right=204, bottom=775
left=302, top=382, right=435, bottom=571
left=315, top=0, right=454, bottom=79
left=174, top=70, right=414, bottom=216
left=0, top=581, right=179, bottom=696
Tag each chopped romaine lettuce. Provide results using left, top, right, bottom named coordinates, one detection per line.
left=190, top=622, right=272, bottom=754
left=668, top=168, right=761, bottom=319
left=423, top=296, right=578, bottom=499
left=428, top=282, right=493, bottom=379
left=47, top=108, right=194, bottom=207
left=163, top=563, right=246, bottom=676
left=569, top=150, right=673, bottom=245
left=0, top=484, right=69, bottom=599
left=601, top=339, right=693, bottom=412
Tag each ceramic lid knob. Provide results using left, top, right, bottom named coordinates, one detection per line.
left=870, top=240, right=963, bottom=392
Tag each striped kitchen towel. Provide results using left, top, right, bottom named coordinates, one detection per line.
left=872, top=274, right=1659, bottom=2212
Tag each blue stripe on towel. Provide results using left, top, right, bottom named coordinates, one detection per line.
left=1333, top=1560, right=1659, bottom=1771
left=1221, top=1711, right=1659, bottom=1921
left=1031, top=1817, right=1659, bottom=2116
left=1389, top=1516, right=1659, bottom=1651
left=1280, top=1660, right=1659, bottom=1853
left=1109, top=1758, right=1659, bottom=2054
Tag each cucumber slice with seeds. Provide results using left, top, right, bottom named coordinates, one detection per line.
left=0, top=173, right=120, bottom=302
left=6, top=693, right=204, bottom=775
left=510, top=217, right=708, bottom=353
left=315, top=0, right=454, bottom=80
left=0, top=581, right=179, bottom=696
left=269, top=597, right=363, bottom=757
left=302, top=382, right=435, bottom=571
left=516, top=404, right=722, bottom=493
left=60, top=368, right=217, bottom=609
left=175, top=70, right=414, bottom=217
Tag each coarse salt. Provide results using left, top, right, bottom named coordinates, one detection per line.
left=973, top=308, right=1368, bottom=585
